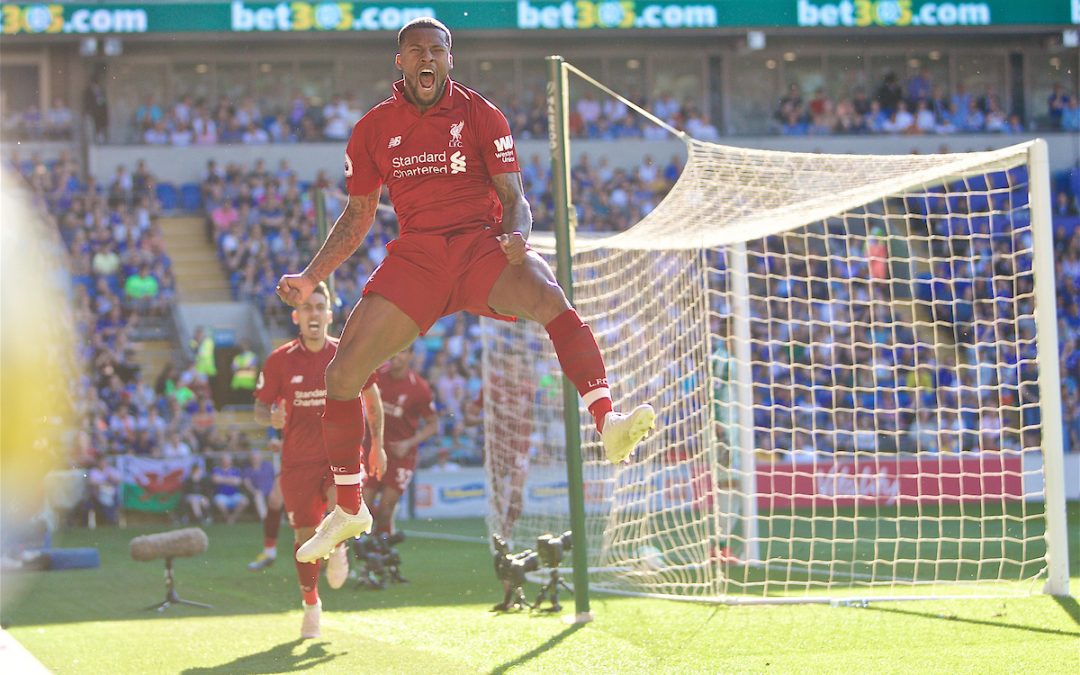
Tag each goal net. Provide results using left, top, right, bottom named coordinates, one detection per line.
left=481, top=65, right=1068, bottom=604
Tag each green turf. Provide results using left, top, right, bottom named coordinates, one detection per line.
left=2, top=512, right=1077, bottom=674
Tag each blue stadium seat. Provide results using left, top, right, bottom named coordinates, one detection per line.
left=968, top=194, right=990, bottom=213
left=1007, top=165, right=1028, bottom=187
left=1010, top=187, right=1029, bottom=209
left=1051, top=169, right=1070, bottom=194
left=988, top=171, right=1011, bottom=190
left=157, top=183, right=179, bottom=211
left=180, top=183, right=202, bottom=211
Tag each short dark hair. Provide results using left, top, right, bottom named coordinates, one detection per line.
left=312, top=280, right=334, bottom=309
left=397, top=17, right=451, bottom=49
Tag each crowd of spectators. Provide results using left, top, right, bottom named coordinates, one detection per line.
left=91, top=75, right=1077, bottom=146
left=131, top=92, right=371, bottom=147
left=11, top=142, right=1079, bottom=528
left=1, top=97, right=76, bottom=141
left=199, top=155, right=1080, bottom=466
left=125, top=85, right=707, bottom=146
left=776, top=72, right=1079, bottom=137
left=4, top=70, right=1074, bottom=147
left=197, top=151, right=684, bottom=465
left=718, top=175, right=1080, bottom=461
left=5, top=151, right=277, bottom=528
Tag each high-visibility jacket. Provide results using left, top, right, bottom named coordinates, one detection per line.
left=194, top=335, right=216, bottom=377
left=231, top=350, right=258, bottom=390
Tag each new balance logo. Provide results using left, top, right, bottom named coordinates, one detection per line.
left=494, top=135, right=514, bottom=152
left=291, top=375, right=304, bottom=384
left=388, top=136, right=402, bottom=148
left=450, top=151, right=467, bottom=174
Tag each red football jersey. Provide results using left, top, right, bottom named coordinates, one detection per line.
left=255, top=338, right=375, bottom=468
left=345, top=78, right=521, bottom=237
left=375, top=365, right=435, bottom=445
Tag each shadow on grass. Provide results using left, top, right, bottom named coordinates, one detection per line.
left=488, top=623, right=584, bottom=675
left=181, top=638, right=344, bottom=674
left=1052, top=595, right=1079, bottom=626
left=863, top=603, right=1080, bottom=638
left=2, top=521, right=503, bottom=627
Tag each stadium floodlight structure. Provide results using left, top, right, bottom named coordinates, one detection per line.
left=480, top=56, right=1070, bottom=606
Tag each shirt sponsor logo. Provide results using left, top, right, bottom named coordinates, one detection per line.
left=493, top=134, right=516, bottom=163
left=450, top=151, right=467, bottom=174
left=293, top=388, right=327, bottom=407
left=391, top=150, right=448, bottom=179
left=448, top=120, right=464, bottom=147
left=291, top=375, right=304, bottom=383
left=388, top=135, right=402, bottom=148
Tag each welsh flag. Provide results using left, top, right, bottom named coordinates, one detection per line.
left=117, top=456, right=198, bottom=512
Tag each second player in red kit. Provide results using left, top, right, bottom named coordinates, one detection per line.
left=277, top=17, right=655, bottom=563
left=254, top=281, right=386, bottom=639
left=364, top=350, right=438, bottom=535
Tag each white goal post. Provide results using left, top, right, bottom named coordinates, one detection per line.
left=480, top=59, right=1070, bottom=604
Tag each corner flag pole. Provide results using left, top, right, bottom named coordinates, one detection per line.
left=546, top=55, right=592, bottom=623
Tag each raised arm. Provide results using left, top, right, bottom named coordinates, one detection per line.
left=276, top=188, right=381, bottom=306
left=304, top=188, right=381, bottom=283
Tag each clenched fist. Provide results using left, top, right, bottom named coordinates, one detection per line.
left=497, top=231, right=527, bottom=266
left=276, top=273, right=315, bottom=308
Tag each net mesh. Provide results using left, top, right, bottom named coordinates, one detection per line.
left=482, top=132, right=1057, bottom=602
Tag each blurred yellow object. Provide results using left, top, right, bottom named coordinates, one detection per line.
left=0, top=166, right=77, bottom=530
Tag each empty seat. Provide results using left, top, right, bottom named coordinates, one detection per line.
left=156, top=183, right=179, bottom=211
left=180, top=183, right=202, bottom=211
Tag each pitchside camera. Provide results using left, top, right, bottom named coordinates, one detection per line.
left=536, top=531, right=572, bottom=568
left=491, top=532, right=575, bottom=613
left=351, top=531, right=407, bottom=590
left=492, top=534, right=540, bottom=587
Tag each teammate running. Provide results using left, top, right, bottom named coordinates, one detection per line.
left=277, top=17, right=655, bottom=564
left=364, top=350, right=438, bottom=536
left=254, top=281, right=386, bottom=639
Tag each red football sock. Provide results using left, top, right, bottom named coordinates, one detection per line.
left=545, top=309, right=613, bottom=433
left=263, top=506, right=282, bottom=549
left=295, top=542, right=320, bottom=605
left=322, top=397, right=365, bottom=515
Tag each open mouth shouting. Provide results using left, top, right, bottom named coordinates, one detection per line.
left=416, top=67, right=439, bottom=98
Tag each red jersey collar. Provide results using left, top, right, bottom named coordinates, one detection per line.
left=392, top=78, right=457, bottom=112
left=296, top=336, right=331, bottom=354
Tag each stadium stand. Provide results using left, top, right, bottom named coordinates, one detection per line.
left=122, top=69, right=1075, bottom=146
left=190, top=156, right=1080, bottom=473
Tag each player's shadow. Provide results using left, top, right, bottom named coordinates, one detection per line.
left=488, top=623, right=584, bottom=675
left=863, top=602, right=1080, bottom=638
left=181, top=638, right=343, bottom=674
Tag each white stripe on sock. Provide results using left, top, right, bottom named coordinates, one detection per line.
left=333, top=473, right=363, bottom=485
left=582, top=387, right=611, bottom=408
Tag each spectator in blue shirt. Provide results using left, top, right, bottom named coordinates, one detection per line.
left=212, top=454, right=249, bottom=525
left=1048, top=82, right=1071, bottom=129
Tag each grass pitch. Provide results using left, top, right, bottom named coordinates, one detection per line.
left=2, top=514, right=1077, bottom=674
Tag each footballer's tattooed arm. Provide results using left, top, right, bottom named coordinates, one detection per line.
left=302, top=188, right=381, bottom=284
left=492, top=172, right=532, bottom=241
